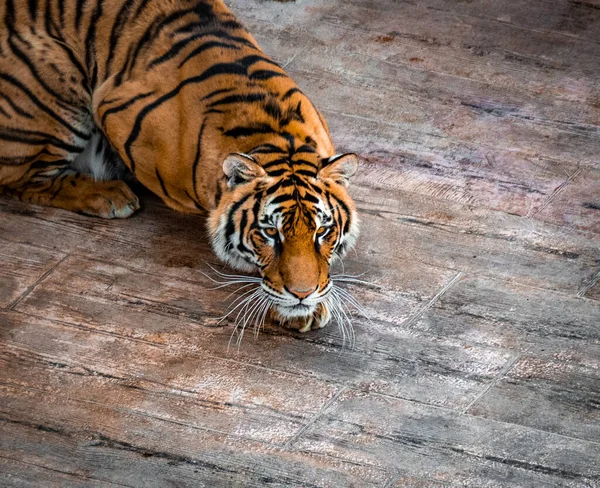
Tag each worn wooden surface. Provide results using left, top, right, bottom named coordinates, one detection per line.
left=1, top=0, right=600, bottom=486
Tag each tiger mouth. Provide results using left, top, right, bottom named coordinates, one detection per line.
left=275, top=302, right=317, bottom=319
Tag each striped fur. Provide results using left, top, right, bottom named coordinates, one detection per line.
left=0, top=0, right=359, bottom=327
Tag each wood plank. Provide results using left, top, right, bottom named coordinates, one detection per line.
left=352, top=188, right=598, bottom=294
left=293, top=389, right=600, bottom=487
left=3, top=182, right=599, bottom=298
left=1, top=311, right=340, bottom=446
left=467, top=354, right=600, bottom=443
left=0, top=456, right=116, bottom=488
left=7, top=255, right=515, bottom=410
left=584, top=280, right=600, bottom=301
left=231, top=0, right=600, bottom=165
left=407, top=275, right=600, bottom=357
left=0, top=386, right=389, bottom=487
left=0, top=237, right=65, bottom=309
left=533, top=167, right=600, bottom=234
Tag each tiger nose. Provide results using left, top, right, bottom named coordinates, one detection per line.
left=286, top=285, right=318, bottom=299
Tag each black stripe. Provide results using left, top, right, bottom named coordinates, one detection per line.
left=0, top=93, right=34, bottom=119
left=295, top=169, right=318, bottom=178
left=75, top=0, right=87, bottom=31
left=85, top=0, right=104, bottom=89
left=105, top=0, right=137, bottom=76
left=0, top=105, right=11, bottom=119
left=125, top=4, right=218, bottom=80
left=295, top=144, right=317, bottom=154
left=0, top=74, right=88, bottom=138
left=266, top=168, right=288, bottom=177
left=177, top=40, right=241, bottom=69
left=250, top=70, right=286, bottom=81
left=124, top=56, right=272, bottom=171
left=281, top=88, right=302, bottom=100
left=0, top=126, right=83, bottom=152
left=0, top=149, right=59, bottom=165
left=223, top=123, right=275, bottom=139
left=250, top=144, right=287, bottom=155
left=155, top=167, right=170, bottom=198
left=301, top=192, right=320, bottom=204
left=5, top=0, right=83, bottom=111
left=132, top=0, right=152, bottom=19
left=100, top=91, right=155, bottom=127
left=200, top=87, right=235, bottom=101
left=184, top=190, right=204, bottom=210
left=269, top=193, right=294, bottom=206
left=191, top=120, right=206, bottom=203
left=28, top=0, right=38, bottom=22
left=46, top=30, right=90, bottom=89
left=208, top=93, right=266, bottom=108
left=263, top=99, right=282, bottom=120
left=151, top=32, right=240, bottom=69
left=262, top=158, right=289, bottom=169
left=329, top=194, right=351, bottom=234
left=225, top=193, right=252, bottom=242
left=57, top=0, right=65, bottom=27
left=237, top=210, right=253, bottom=254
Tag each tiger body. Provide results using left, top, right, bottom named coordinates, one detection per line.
left=0, top=0, right=359, bottom=330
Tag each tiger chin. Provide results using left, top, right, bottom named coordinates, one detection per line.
left=209, top=151, right=360, bottom=332
left=0, top=0, right=360, bottom=333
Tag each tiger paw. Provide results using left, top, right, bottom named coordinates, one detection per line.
left=78, top=180, right=140, bottom=219
left=298, top=303, right=331, bottom=333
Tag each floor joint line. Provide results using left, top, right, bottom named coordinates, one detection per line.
left=7, top=254, right=69, bottom=311
left=401, top=271, right=465, bottom=329
left=462, top=354, right=521, bottom=414
left=283, top=386, right=347, bottom=450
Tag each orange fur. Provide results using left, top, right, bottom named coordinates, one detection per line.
left=0, top=0, right=359, bottom=328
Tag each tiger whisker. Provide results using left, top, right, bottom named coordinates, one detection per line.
left=331, top=272, right=368, bottom=278
left=332, top=276, right=382, bottom=289
left=218, top=287, right=262, bottom=325
left=326, top=294, right=351, bottom=350
left=329, top=290, right=354, bottom=347
left=235, top=293, right=268, bottom=348
left=222, top=282, right=262, bottom=301
left=205, top=263, right=261, bottom=280
left=332, top=286, right=372, bottom=325
left=255, top=298, right=272, bottom=338
left=204, top=279, right=263, bottom=291
left=252, top=297, right=272, bottom=339
left=228, top=290, right=261, bottom=351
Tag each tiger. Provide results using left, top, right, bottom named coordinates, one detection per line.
left=0, top=0, right=360, bottom=332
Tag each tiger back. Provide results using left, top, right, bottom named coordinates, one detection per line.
left=0, top=0, right=360, bottom=331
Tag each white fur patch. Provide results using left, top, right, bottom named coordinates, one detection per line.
left=71, top=130, right=114, bottom=181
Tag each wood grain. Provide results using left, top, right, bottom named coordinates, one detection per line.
left=2, top=0, right=600, bottom=485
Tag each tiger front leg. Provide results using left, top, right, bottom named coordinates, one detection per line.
left=2, top=163, right=140, bottom=219
left=279, top=303, right=331, bottom=333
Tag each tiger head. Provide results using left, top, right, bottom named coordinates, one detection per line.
left=208, top=151, right=359, bottom=325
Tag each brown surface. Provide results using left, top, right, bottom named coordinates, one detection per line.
left=1, top=0, right=600, bottom=486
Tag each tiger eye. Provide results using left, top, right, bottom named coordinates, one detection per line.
left=316, top=226, right=328, bottom=236
left=264, top=227, right=278, bottom=237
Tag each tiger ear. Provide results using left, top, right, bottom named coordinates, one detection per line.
left=222, top=153, right=266, bottom=188
left=318, top=153, right=359, bottom=187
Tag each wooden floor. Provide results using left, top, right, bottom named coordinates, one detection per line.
left=2, top=0, right=600, bottom=486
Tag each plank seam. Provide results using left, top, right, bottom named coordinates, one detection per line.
left=282, top=44, right=311, bottom=69
left=0, top=453, right=134, bottom=487
left=7, top=254, right=70, bottom=311
left=382, top=472, right=402, bottom=488
left=461, top=353, right=521, bottom=414
left=526, top=167, right=583, bottom=218
left=577, top=268, right=600, bottom=298
left=400, top=271, right=465, bottom=329
left=282, top=386, right=348, bottom=450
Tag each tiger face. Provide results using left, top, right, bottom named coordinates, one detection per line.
left=208, top=152, right=359, bottom=328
